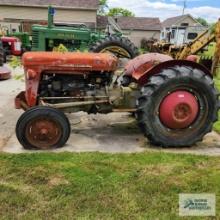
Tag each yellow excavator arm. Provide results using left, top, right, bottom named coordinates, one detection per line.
left=211, top=19, right=220, bottom=75
left=175, top=21, right=219, bottom=60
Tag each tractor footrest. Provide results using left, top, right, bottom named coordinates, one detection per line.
left=15, top=91, right=29, bottom=110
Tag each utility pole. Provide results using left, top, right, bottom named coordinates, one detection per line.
left=182, top=0, right=186, bottom=15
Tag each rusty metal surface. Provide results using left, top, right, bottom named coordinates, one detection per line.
left=22, top=52, right=118, bottom=108
left=40, top=99, right=110, bottom=109
left=22, top=52, right=118, bottom=73
left=0, top=66, right=11, bottom=80
left=15, top=91, right=28, bottom=110
left=25, top=117, right=62, bottom=149
left=137, top=59, right=212, bottom=86
left=124, top=53, right=173, bottom=81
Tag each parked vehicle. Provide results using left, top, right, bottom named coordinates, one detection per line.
left=0, top=6, right=139, bottom=59
left=0, top=25, right=32, bottom=53
left=6, top=31, right=32, bottom=52
left=31, top=6, right=138, bottom=59
left=1, top=36, right=22, bottom=62
left=152, top=20, right=220, bottom=65
left=15, top=51, right=219, bottom=150
left=0, top=40, right=11, bottom=80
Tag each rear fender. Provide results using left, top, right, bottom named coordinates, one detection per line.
left=124, top=53, right=173, bottom=81
left=136, top=59, right=212, bottom=86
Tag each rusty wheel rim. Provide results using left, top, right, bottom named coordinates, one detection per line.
left=25, top=117, right=62, bottom=149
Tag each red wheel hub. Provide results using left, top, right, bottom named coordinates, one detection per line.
left=159, top=90, right=199, bottom=129
left=25, top=117, right=62, bottom=149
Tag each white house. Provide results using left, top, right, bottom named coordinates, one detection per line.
left=161, top=14, right=207, bottom=46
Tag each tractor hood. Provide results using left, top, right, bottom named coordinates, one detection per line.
left=22, top=52, right=118, bottom=73
left=21, top=52, right=118, bottom=108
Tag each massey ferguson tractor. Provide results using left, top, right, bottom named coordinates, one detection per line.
left=15, top=52, right=219, bottom=150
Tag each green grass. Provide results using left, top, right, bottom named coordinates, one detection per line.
left=0, top=152, right=219, bottom=219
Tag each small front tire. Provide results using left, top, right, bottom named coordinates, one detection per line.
left=16, top=106, right=71, bottom=150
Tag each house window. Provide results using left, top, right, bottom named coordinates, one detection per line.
left=171, top=29, right=176, bottom=39
left=181, top=23, right=189, bottom=26
left=187, top=32, right=198, bottom=40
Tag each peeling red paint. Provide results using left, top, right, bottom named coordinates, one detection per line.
left=22, top=52, right=118, bottom=72
left=22, top=52, right=118, bottom=107
left=124, top=53, right=173, bottom=81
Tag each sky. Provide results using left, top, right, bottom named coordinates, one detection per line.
left=107, top=0, right=220, bottom=23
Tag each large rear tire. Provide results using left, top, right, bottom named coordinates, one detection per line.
left=89, top=36, right=139, bottom=59
left=137, top=65, right=219, bottom=147
left=16, top=106, right=71, bottom=150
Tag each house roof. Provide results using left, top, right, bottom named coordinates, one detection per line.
left=97, top=16, right=161, bottom=31
left=162, top=14, right=202, bottom=28
left=0, top=0, right=99, bottom=10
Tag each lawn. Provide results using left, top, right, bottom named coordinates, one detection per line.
left=0, top=152, right=219, bottom=219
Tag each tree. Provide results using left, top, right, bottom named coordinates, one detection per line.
left=196, top=17, right=208, bottom=26
left=108, top=8, right=135, bottom=17
left=98, top=0, right=108, bottom=15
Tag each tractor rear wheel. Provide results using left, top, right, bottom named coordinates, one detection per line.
left=137, top=66, right=219, bottom=147
left=89, top=36, right=139, bottom=59
left=16, top=106, right=71, bottom=150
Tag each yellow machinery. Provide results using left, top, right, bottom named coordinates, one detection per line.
left=173, top=20, right=220, bottom=61
left=212, top=19, right=220, bottom=75
left=152, top=20, right=220, bottom=64
left=163, top=20, right=220, bottom=76
left=175, top=24, right=216, bottom=60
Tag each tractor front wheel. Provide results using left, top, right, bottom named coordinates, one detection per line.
left=137, top=66, right=219, bottom=147
left=16, top=106, right=71, bottom=150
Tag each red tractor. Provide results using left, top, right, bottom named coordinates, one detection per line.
left=1, top=36, right=22, bottom=63
left=15, top=52, right=219, bottom=150
left=0, top=40, right=11, bottom=80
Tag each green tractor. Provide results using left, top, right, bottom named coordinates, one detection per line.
left=31, top=6, right=139, bottom=59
